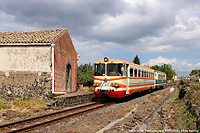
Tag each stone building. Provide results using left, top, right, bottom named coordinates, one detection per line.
left=0, top=28, right=77, bottom=101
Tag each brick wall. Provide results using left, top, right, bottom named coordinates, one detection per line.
left=54, top=30, right=77, bottom=93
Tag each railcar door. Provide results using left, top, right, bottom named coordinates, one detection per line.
left=125, top=64, right=129, bottom=94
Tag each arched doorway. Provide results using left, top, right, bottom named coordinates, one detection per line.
left=66, top=63, right=72, bottom=92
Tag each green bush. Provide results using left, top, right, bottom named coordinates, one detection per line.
left=77, top=63, right=94, bottom=86
left=0, top=102, right=11, bottom=110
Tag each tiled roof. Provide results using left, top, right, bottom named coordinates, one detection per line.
left=0, top=28, right=67, bottom=45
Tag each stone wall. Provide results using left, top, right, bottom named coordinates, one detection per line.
left=46, top=93, right=95, bottom=109
left=0, top=71, right=53, bottom=102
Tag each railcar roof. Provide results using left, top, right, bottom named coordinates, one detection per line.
left=95, top=58, right=154, bottom=71
left=155, top=70, right=166, bottom=75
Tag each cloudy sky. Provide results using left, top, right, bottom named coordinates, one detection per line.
left=1, top=0, right=200, bottom=77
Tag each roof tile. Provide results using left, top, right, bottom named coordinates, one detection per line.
left=0, top=28, right=67, bottom=45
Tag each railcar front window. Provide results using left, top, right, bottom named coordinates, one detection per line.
left=107, top=64, right=124, bottom=76
left=94, top=64, right=105, bottom=76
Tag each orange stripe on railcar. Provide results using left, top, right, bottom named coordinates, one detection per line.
left=94, top=77, right=127, bottom=81
left=128, top=83, right=155, bottom=88
left=128, top=77, right=155, bottom=80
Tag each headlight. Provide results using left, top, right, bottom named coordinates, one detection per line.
left=112, top=83, right=115, bottom=87
left=115, top=83, right=119, bottom=87
left=93, top=83, right=96, bottom=87
left=104, top=57, right=108, bottom=62
left=96, top=83, right=99, bottom=87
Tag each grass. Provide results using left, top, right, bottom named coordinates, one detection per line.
left=63, top=119, right=71, bottom=123
left=88, top=86, right=94, bottom=92
left=163, top=93, right=167, bottom=96
left=0, top=96, right=50, bottom=125
left=151, top=93, right=157, bottom=96
left=174, top=122, right=179, bottom=127
left=162, top=123, right=166, bottom=127
left=168, top=87, right=199, bottom=130
left=0, top=102, right=11, bottom=110
left=0, top=96, right=49, bottom=112
left=56, top=97, right=64, bottom=101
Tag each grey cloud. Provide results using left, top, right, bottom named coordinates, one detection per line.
left=0, top=0, right=126, bottom=32
left=1, top=0, right=200, bottom=48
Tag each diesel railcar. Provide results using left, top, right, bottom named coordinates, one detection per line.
left=93, top=57, right=166, bottom=98
left=154, top=70, right=167, bottom=88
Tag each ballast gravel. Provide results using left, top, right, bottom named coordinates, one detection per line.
left=31, top=87, right=173, bottom=133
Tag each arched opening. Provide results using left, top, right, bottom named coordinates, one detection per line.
left=66, top=63, right=72, bottom=92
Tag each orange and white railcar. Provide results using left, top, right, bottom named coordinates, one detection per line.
left=94, top=57, right=156, bottom=97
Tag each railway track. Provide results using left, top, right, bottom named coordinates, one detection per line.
left=0, top=83, right=175, bottom=133
left=0, top=102, right=114, bottom=133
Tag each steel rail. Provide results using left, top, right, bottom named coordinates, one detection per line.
left=0, top=102, right=100, bottom=129
left=7, top=102, right=114, bottom=133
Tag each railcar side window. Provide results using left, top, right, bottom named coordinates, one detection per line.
left=130, top=68, right=133, bottom=77
left=94, top=63, right=105, bottom=76
left=134, top=69, right=137, bottom=77
left=107, top=63, right=123, bottom=76
left=138, top=70, right=141, bottom=77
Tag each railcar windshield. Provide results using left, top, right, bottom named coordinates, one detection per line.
left=94, top=63, right=105, bottom=76
left=107, top=63, right=124, bottom=76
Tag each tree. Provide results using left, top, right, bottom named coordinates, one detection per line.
left=77, top=63, right=94, bottom=86
left=151, top=65, right=160, bottom=70
left=151, top=64, right=176, bottom=80
left=189, top=69, right=200, bottom=77
left=133, top=55, right=140, bottom=65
